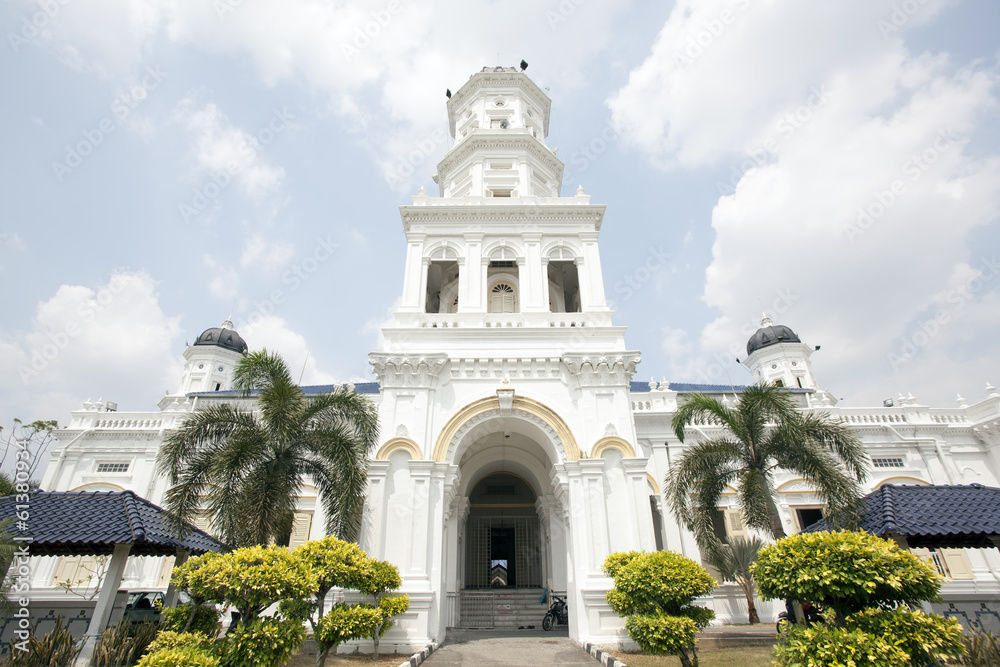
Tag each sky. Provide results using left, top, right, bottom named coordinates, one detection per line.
left=1, top=0, right=999, bottom=446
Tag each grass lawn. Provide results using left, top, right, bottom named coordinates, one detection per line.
left=605, top=646, right=776, bottom=666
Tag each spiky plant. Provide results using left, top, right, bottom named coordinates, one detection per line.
left=157, top=349, right=379, bottom=546
left=706, top=536, right=765, bottom=624
left=666, top=383, right=868, bottom=555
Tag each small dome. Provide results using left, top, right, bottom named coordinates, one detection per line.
left=746, top=317, right=801, bottom=355
left=193, top=319, right=248, bottom=354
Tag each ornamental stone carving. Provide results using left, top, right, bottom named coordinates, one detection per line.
left=561, top=352, right=641, bottom=387
left=369, top=353, right=448, bottom=388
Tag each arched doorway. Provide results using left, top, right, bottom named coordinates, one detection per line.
left=464, top=473, right=541, bottom=588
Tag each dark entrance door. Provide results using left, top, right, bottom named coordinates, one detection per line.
left=490, top=526, right=516, bottom=587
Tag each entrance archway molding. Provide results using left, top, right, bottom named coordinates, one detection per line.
left=433, top=395, right=580, bottom=463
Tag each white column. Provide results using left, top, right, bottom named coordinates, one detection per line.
left=408, top=461, right=434, bottom=584
left=522, top=233, right=544, bottom=312
left=622, top=458, right=656, bottom=551
left=360, top=461, right=391, bottom=559
left=461, top=233, right=484, bottom=311
left=163, top=549, right=189, bottom=608
left=75, top=543, right=131, bottom=667
left=579, top=232, right=609, bottom=311
left=399, top=235, right=427, bottom=312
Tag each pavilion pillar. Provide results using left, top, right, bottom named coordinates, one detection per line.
left=75, top=543, right=131, bottom=667
left=163, top=549, right=190, bottom=607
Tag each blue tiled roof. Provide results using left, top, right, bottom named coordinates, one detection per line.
left=805, top=484, right=1000, bottom=548
left=191, top=381, right=381, bottom=397
left=301, top=382, right=380, bottom=394
left=0, top=491, right=224, bottom=557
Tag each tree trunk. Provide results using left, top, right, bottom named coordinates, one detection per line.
left=761, top=482, right=786, bottom=540
left=315, top=644, right=331, bottom=667
left=182, top=602, right=198, bottom=632
left=677, top=646, right=693, bottom=667
left=372, top=622, right=382, bottom=659
left=745, top=594, right=760, bottom=625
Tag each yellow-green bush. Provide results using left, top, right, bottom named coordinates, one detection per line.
left=220, top=618, right=305, bottom=667
left=848, top=608, right=964, bottom=665
left=603, top=551, right=715, bottom=667
left=145, top=631, right=213, bottom=654
left=752, top=531, right=940, bottom=619
left=136, top=646, right=219, bottom=667
left=774, top=624, right=908, bottom=666
left=160, top=604, right=222, bottom=636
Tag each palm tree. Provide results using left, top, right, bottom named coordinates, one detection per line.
left=157, top=349, right=379, bottom=547
left=706, top=536, right=764, bottom=624
left=666, top=384, right=868, bottom=554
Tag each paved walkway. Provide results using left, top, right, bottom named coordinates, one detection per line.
left=422, top=629, right=598, bottom=666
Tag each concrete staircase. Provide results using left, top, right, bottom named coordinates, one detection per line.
left=458, top=589, right=552, bottom=629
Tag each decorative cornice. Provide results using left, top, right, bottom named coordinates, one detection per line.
left=561, top=353, right=641, bottom=387
left=437, top=133, right=562, bottom=180
left=400, top=205, right=607, bottom=232
left=368, top=353, right=448, bottom=388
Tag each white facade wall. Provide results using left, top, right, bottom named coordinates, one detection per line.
left=34, top=67, right=1000, bottom=649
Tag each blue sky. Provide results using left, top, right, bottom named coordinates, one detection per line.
left=2, top=0, right=999, bottom=439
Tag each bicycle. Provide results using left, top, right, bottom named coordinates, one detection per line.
left=542, top=594, right=568, bottom=631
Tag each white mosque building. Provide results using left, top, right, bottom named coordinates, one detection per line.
left=37, top=66, right=1000, bottom=649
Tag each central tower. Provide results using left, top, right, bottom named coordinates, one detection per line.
left=364, top=66, right=652, bottom=649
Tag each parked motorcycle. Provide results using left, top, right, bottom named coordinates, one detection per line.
left=776, top=600, right=821, bottom=632
left=542, top=594, right=568, bottom=631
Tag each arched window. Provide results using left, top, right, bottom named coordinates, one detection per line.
left=490, top=282, right=517, bottom=313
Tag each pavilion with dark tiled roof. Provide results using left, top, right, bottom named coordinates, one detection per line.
left=804, top=483, right=1000, bottom=550
left=0, top=490, right=223, bottom=666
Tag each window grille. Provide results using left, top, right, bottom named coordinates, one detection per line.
left=96, top=462, right=129, bottom=474
left=872, top=457, right=904, bottom=468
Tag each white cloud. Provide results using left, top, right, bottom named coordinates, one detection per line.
left=612, top=0, right=1000, bottom=405
left=233, top=315, right=336, bottom=386
left=0, top=271, right=183, bottom=425
left=175, top=98, right=286, bottom=200
left=240, top=234, right=294, bottom=273
left=201, top=254, right=240, bottom=301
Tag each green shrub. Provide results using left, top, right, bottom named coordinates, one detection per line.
left=603, top=551, right=715, bottom=667
left=314, top=603, right=383, bottom=649
left=136, top=646, right=219, bottom=667
left=184, top=546, right=317, bottom=623
left=146, top=631, right=213, bottom=654
left=961, top=627, right=1000, bottom=665
left=220, top=617, right=306, bottom=667
left=625, top=613, right=698, bottom=656
left=91, top=620, right=159, bottom=667
left=160, top=604, right=221, bottom=637
left=752, top=530, right=941, bottom=619
left=1, top=617, right=79, bottom=667
left=774, top=624, right=908, bottom=666
left=848, top=608, right=965, bottom=665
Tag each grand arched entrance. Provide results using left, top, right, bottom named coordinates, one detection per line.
left=440, top=403, right=573, bottom=629
left=464, top=472, right=542, bottom=588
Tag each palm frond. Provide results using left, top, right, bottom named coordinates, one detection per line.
left=231, top=348, right=296, bottom=397
left=671, top=393, right=741, bottom=443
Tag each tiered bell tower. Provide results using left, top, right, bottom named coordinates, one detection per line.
left=364, top=66, right=653, bottom=650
